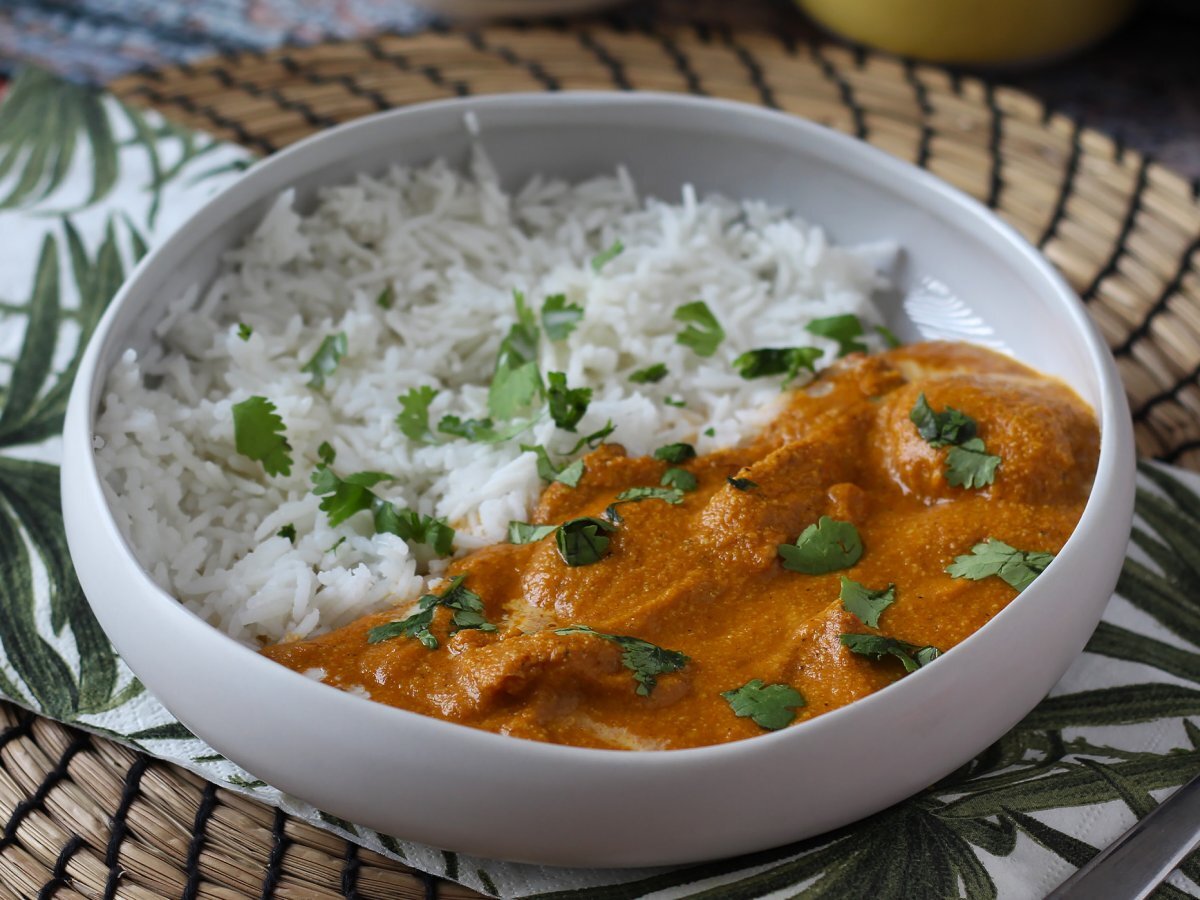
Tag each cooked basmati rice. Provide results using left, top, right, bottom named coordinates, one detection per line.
left=94, top=149, right=891, bottom=646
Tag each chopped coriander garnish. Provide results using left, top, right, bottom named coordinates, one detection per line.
left=438, top=415, right=535, bottom=444
left=546, top=371, right=592, bottom=432
left=875, top=324, right=902, bottom=348
left=674, top=301, right=725, bottom=357
left=629, top=363, right=668, bottom=384
left=840, top=633, right=941, bottom=673
left=555, top=625, right=688, bottom=696
left=653, top=442, right=696, bottom=464
left=704, top=427, right=716, bottom=437
left=276, top=524, right=296, bottom=543
left=721, top=679, right=806, bottom=730
left=556, top=516, right=617, bottom=566
left=565, top=420, right=616, bottom=455
left=376, top=284, right=395, bottom=309
left=909, top=393, right=977, bottom=448
left=663, top=397, right=687, bottom=408
left=946, top=539, right=1054, bottom=593
left=507, top=521, right=558, bottom=544
left=591, top=239, right=624, bottom=272
left=733, top=347, right=823, bottom=385
left=522, top=444, right=586, bottom=487
left=236, top=323, right=252, bottom=341
left=375, top=503, right=455, bottom=556
left=367, top=575, right=494, bottom=649
left=328, top=536, right=346, bottom=553
left=946, top=438, right=1002, bottom=489
left=614, top=486, right=685, bottom=505
left=489, top=290, right=543, bottom=421
left=778, top=516, right=862, bottom=574
left=310, top=467, right=391, bottom=527
left=397, top=386, right=438, bottom=443
left=805, top=314, right=866, bottom=356
left=317, top=441, right=336, bottom=466
left=840, top=577, right=895, bottom=629
left=727, top=476, right=758, bottom=491
left=232, top=396, right=293, bottom=477
left=541, top=294, right=584, bottom=341
left=661, top=467, right=698, bottom=492
left=301, top=332, right=348, bottom=389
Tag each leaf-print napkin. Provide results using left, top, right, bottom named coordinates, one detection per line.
left=1, top=68, right=1199, bottom=899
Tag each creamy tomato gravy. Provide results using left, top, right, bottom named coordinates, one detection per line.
left=263, top=342, right=1099, bottom=749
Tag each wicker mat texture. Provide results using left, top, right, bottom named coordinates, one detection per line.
left=2, top=22, right=1199, bottom=899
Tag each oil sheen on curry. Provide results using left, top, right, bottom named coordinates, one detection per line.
left=264, top=341, right=1099, bottom=750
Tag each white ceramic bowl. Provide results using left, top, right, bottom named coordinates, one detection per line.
left=62, top=92, right=1135, bottom=868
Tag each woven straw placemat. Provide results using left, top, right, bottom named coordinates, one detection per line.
left=2, top=22, right=1199, bottom=899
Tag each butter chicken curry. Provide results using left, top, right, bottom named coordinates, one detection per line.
left=264, top=341, right=1099, bottom=750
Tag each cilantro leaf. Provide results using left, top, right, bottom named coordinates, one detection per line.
left=277, top=524, right=296, bottom=543
left=376, top=284, right=395, bottom=309
left=840, top=633, right=941, bottom=673
left=805, top=314, right=866, bottom=356
left=721, top=679, right=806, bottom=730
left=236, top=323, right=252, bottom=341
left=629, top=363, right=668, bottom=384
left=397, top=386, right=438, bottom=442
left=522, top=444, right=585, bottom=487
left=438, top=415, right=536, bottom=444
left=556, top=517, right=617, bottom=566
left=727, top=476, right=758, bottom=491
left=945, top=438, right=1001, bottom=489
left=614, top=486, right=685, bottom=505
left=302, top=332, right=348, bottom=389
left=909, top=393, right=977, bottom=448
left=674, top=301, right=725, bottom=357
left=310, top=467, right=391, bottom=527
left=232, top=396, right=293, bottom=477
left=661, top=467, right=698, bottom=492
left=565, top=420, right=616, bottom=455
left=839, top=577, right=895, bottom=629
left=653, top=442, right=696, bottom=464
left=704, top=427, right=716, bottom=437
left=946, top=539, right=1055, bottom=592
left=663, top=397, right=687, bottom=408
left=555, top=625, right=688, bottom=696
left=317, top=441, right=336, bottom=466
left=508, top=521, right=558, bottom=544
left=778, top=516, right=863, bottom=574
left=876, top=324, right=902, bottom=348
left=546, top=371, right=592, bottom=432
left=367, top=575, right=493, bottom=649
left=555, top=459, right=586, bottom=488
left=541, top=294, right=584, bottom=341
left=489, top=290, right=543, bottom=420
left=591, top=239, right=624, bottom=272
left=375, top=503, right=455, bottom=556
left=733, top=347, right=823, bottom=384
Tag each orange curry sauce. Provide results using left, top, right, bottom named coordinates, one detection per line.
left=263, top=342, right=1099, bottom=750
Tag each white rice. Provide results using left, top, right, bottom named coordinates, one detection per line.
left=94, top=149, right=892, bottom=646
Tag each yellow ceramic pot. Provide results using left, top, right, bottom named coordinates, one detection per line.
left=798, top=0, right=1137, bottom=65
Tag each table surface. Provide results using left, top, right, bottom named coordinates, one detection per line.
left=1, top=0, right=1197, bottom=179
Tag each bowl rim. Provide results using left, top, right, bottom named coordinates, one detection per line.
left=65, top=89, right=1134, bottom=769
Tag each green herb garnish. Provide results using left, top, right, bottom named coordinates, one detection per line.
left=663, top=397, right=687, bottom=408
left=661, top=467, right=698, bottom=492
left=614, top=486, right=685, bottom=505
left=727, top=476, right=758, bottom=491
left=541, top=294, right=584, bottom=341
left=232, top=396, right=293, bottom=477
left=522, top=444, right=585, bottom=488
left=876, top=324, right=902, bottom=348
left=805, top=314, right=866, bottom=356
left=704, top=427, right=716, bottom=437
left=565, top=420, right=616, bottom=454
left=489, top=290, right=543, bottom=421
left=375, top=503, right=455, bottom=556
left=556, top=517, right=618, bottom=566
left=839, top=577, right=895, bottom=629
left=555, top=625, right=688, bottom=696
left=778, top=516, right=863, bottom=574
left=367, top=575, right=494, bottom=649
left=946, top=438, right=1002, bottom=489
left=507, top=521, right=558, bottom=544
left=653, top=442, right=696, bottom=464
left=629, top=363, right=668, bottom=384
left=236, top=323, right=252, bottom=341
left=310, top=467, right=391, bottom=527
left=840, top=633, right=941, bottom=673
left=302, top=332, right=348, bottom=389
left=674, top=301, right=725, bottom=357
left=591, top=239, right=624, bottom=272
left=946, top=539, right=1054, bottom=593
left=376, top=284, right=395, bottom=309
left=721, top=679, right=806, bottom=730
left=909, top=393, right=977, bottom=448
left=437, top=415, right=535, bottom=444
left=732, top=347, right=823, bottom=384
left=396, top=386, right=438, bottom=442
left=276, top=524, right=296, bottom=543
left=547, top=371, right=592, bottom=432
